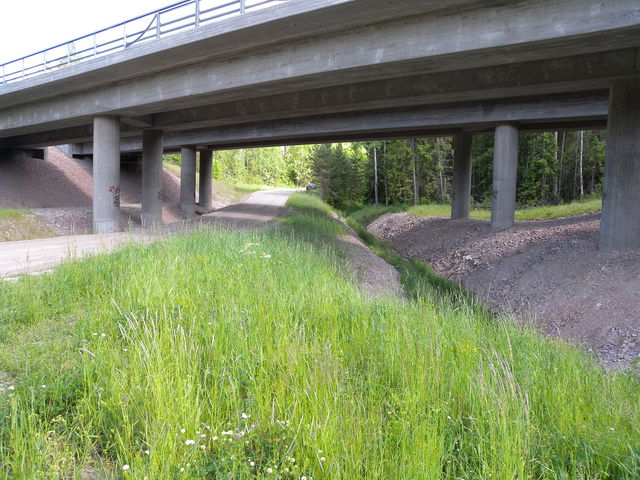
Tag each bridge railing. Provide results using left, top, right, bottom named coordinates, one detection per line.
left=0, top=0, right=287, bottom=86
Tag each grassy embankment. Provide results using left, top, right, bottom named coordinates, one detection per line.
left=163, top=162, right=271, bottom=205
left=0, top=193, right=638, bottom=479
left=0, top=209, right=54, bottom=241
left=349, top=196, right=602, bottom=226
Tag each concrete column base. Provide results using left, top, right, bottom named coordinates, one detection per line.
left=451, top=133, right=473, bottom=219
left=180, top=146, right=197, bottom=216
left=199, top=150, right=213, bottom=209
left=491, top=124, right=518, bottom=229
left=599, top=78, right=640, bottom=251
left=92, top=116, right=121, bottom=233
left=141, top=130, right=164, bottom=228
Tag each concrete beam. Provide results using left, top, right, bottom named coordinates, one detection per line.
left=491, top=124, right=519, bottom=229
left=67, top=95, right=608, bottom=154
left=180, top=146, right=197, bottom=216
left=1, top=0, right=638, bottom=137
left=147, top=52, right=627, bottom=132
left=141, top=130, right=164, bottom=228
left=451, top=133, right=473, bottom=219
left=599, top=78, right=640, bottom=251
left=198, top=150, right=213, bottom=209
left=92, top=116, right=121, bottom=233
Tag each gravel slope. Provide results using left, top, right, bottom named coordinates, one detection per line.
left=369, top=212, right=640, bottom=369
left=0, top=147, right=182, bottom=234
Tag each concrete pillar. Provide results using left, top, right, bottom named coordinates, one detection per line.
left=451, top=133, right=473, bottom=219
left=92, top=116, right=120, bottom=233
left=141, top=129, right=164, bottom=228
left=599, top=78, right=640, bottom=251
left=198, top=150, right=213, bottom=209
left=491, top=124, right=519, bottom=229
left=180, top=146, right=197, bottom=216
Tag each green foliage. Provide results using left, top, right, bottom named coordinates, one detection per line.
left=211, top=146, right=315, bottom=187
left=163, top=129, right=606, bottom=212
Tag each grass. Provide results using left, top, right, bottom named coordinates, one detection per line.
left=0, top=209, right=25, bottom=220
left=0, top=208, right=55, bottom=241
left=0, top=193, right=639, bottom=479
left=407, top=197, right=602, bottom=221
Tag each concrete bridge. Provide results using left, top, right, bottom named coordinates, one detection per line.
left=0, top=0, right=639, bottom=250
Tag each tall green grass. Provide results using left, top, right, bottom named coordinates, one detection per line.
left=347, top=197, right=602, bottom=226
left=407, top=197, right=602, bottom=221
left=0, top=195, right=638, bottom=479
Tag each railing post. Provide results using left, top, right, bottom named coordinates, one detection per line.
left=195, top=0, right=200, bottom=27
left=93, top=34, right=97, bottom=57
left=43, top=51, right=47, bottom=72
left=22, top=58, right=25, bottom=79
left=67, top=44, right=71, bottom=64
left=2, top=64, right=6, bottom=84
left=240, top=0, right=245, bottom=14
left=123, top=23, right=127, bottom=48
left=156, top=12, right=161, bottom=38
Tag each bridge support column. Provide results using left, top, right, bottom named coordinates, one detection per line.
left=93, top=116, right=121, bottom=233
left=599, top=78, right=640, bottom=251
left=451, top=133, right=473, bottom=219
left=198, top=150, right=213, bottom=209
left=141, top=129, right=164, bottom=228
left=491, top=124, right=518, bottom=229
left=180, top=146, right=197, bottom=216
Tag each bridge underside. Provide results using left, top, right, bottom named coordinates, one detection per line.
left=0, top=0, right=638, bottom=249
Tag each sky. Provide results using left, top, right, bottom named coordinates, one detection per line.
left=0, top=0, right=171, bottom=64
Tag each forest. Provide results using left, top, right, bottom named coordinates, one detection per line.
left=191, top=129, right=606, bottom=211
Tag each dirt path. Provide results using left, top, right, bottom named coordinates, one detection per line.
left=198, top=189, right=296, bottom=228
left=0, top=190, right=296, bottom=279
left=369, top=212, right=640, bottom=369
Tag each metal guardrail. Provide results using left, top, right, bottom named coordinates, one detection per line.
left=0, top=0, right=287, bottom=86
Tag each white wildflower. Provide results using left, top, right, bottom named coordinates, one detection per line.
left=122, top=464, right=130, bottom=471
left=185, top=439, right=195, bottom=446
